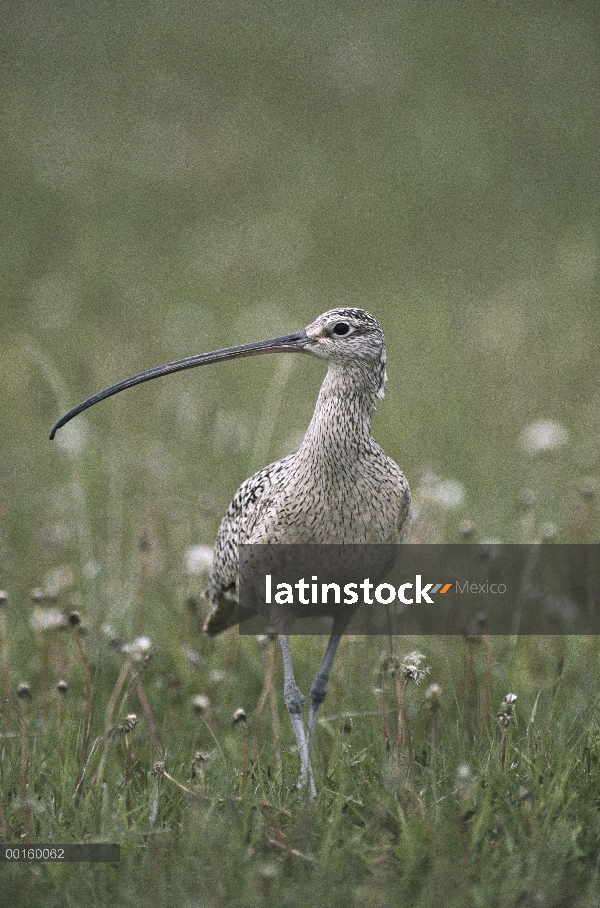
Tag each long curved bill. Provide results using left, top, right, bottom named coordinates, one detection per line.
left=50, top=328, right=309, bottom=440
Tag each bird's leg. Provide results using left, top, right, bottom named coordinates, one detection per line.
left=279, top=634, right=316, bottom=800
left=308, top=633, right=343, bottom=740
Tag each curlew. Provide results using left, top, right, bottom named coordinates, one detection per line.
left=50, top=308, right=412, bottom=799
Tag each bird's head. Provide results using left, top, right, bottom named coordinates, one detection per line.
left=303, top=308, right=388, bottom=399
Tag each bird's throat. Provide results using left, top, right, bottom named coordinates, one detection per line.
left=297, top=366, right=377, bottom=470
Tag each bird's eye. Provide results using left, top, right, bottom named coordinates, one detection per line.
left=332, top=322, right=351, bottom=336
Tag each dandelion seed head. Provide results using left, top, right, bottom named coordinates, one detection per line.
left=418, top=472, right=465, bottom=509
left=192, top=694, right=210, bottom=715
left=55, top=421, right=88, bottom=453
left=403, top=650, right=426, bottom=667
left=455, top=763, right=475, bottom=801
left=425, top=683, right=442, bottom=704
left=185, top=545, right=214, bottom=574
left=42, top=566, right=74, bottom=598
left=182, top=645, right=205, bottom=668
left=121, top=636, right=152, bottom=660
left=497, top=692, right=517, bottom=726
left=83, top=560, right=100, bottom=579
left=194, top=750, right=213, bottom=763
left=233, top=707, right=247, bottom=724
left=30, top=608, right=68, bottom=632
left=520, top=420, right=568, bottom=454
left=123, top=714, right=138, bottom=732
left=457, top=763, right=472, bottom=782
left=401, top=651, right=430, bottom=684
left=460, top=520, right=475, bottom=539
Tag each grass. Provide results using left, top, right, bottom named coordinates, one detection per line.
left=2, top=530, right=600, bottom=906
left=2, top=329, right=599, bottom=907
left=2, top=363, right=600, bottom=907
left=1, top=4, right=599, bottom=902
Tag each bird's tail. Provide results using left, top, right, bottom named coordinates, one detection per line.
left=203, top=590, right=239, bottom=636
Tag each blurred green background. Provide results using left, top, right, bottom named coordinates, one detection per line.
left=1, top=0, right=599, bottom=605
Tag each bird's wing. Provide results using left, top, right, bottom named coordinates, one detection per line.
left=369, top=442, right=412, bottom=543
left=203, top=455, right=293, bottom=635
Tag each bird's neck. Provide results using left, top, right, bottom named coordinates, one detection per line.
left=298, top=364, right=379, bottom=461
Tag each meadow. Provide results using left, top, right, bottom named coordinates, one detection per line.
left=1, top=1, right=600, bottom=905
left=1, top=471, right=599, bottom=907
